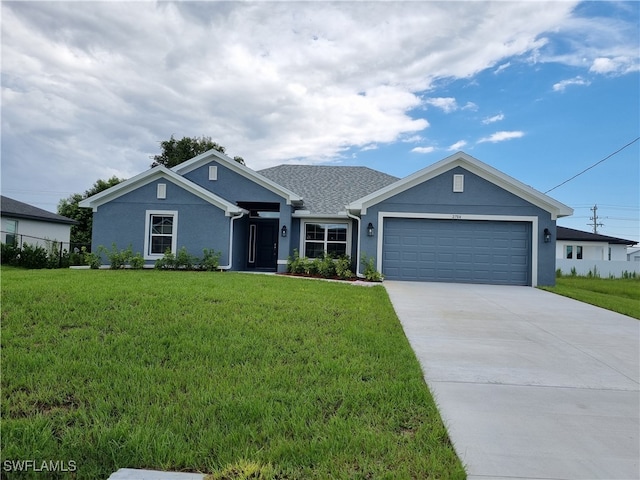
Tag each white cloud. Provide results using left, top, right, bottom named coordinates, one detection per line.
left=590, top=57, right=638, bottom=75
left=494, top=62, right=511, bottom=74
left=462, top=102, right=478, bottom=111
left=482, top=113, right=505, bottom=124
left=425, top=97, right=458, bottom=113
left=448, top=140, right=467, bottom=151
left=412, top=146, right=436, bottom=154
left=478, top=131, right=525, bottom=143
left=1, top=0, right=634, bottom=207
left=553, top=77, right=591, bottom=92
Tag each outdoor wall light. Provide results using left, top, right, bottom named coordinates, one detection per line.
left=543, top=228, right=551, bottom=243
left=281, top=225, right=287, bottom=238
left=367, top=222, right=375, bottom=237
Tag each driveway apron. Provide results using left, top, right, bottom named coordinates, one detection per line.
left=384, top=281, right=639, bottom=480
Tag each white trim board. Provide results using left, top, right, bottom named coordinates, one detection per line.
left=376, top=212, right=539, bottom=286
left=348, top=152, right=572, bottom=220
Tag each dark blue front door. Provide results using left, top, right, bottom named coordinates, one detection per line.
left=248, top=219, right=278, bottom=270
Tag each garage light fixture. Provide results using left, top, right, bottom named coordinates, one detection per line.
left=281, top=225, right=287, bottom=237
left=367, top=222, right=375, bottom=237
left=543, top=228, right=551, bottom=243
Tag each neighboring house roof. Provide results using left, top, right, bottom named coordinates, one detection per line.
left=557, top=226, right=637, bottom=246
left=258, top=165, right=399, bottom=216
left=172, top=149, right=304, bottom=207
left=347, top=152, right=574, bottom=219
left=78, top=166, right=246, bottom=216
left=0, top=196, right=77, bottom=225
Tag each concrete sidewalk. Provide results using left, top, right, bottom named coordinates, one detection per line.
left=384, top=281, right=639, bottom=480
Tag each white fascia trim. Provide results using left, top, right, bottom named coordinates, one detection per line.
left=376, top=211, right=539, bottom=287
left=348, top=152, right=573, bottom=219
left=171, top=149, right=304, bottom=206
left=78, top=166, right=244, bottom=216
left=292, top=212, right=349, bottom=219
left=144, top=210, right=179, bottom=260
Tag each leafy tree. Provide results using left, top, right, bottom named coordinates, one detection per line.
left=150, top=135, right=245, bottom=168
left=58, top=176, right=123, bottom=247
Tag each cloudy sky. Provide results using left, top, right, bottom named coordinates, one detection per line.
left=2, top=1, right=639, bottom=242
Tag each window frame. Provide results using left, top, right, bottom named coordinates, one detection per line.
left=144, top=210, right=178, bottom=260
left=4, top=219, right=18, bottom=246
left=301, top=220, right=350, bottom=259
left=565, top=245, right=573, bottom=259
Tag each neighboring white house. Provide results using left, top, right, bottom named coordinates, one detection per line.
left=628, top=247, right=640, bottom=263
left=1, top=196, right=77, bottom=249
left=556, top=226, right=639, bottom=277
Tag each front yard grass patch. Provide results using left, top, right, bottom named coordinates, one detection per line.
left=540, top=276, right=640, bottom=319
left=1, top=268, right=465, bottom=479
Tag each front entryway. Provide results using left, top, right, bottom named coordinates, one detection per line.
left=247, top=219, right=278, bottom=270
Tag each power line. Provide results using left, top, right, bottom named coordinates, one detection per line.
left=544, top=137, right=640, bottom=194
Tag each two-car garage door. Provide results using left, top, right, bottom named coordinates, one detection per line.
left=382, top=218, right=531, bottom=285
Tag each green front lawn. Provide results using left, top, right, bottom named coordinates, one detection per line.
left=1, top=268, right=465, bottom=479
left=540, top=276, right=640, bottom=319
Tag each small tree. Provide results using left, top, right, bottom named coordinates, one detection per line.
left=150, top=135, right=246, bottom=168
left=58, top=176, right=124, bottom=247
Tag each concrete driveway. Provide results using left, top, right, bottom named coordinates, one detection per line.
left=384, top=281, right=639, bottom=480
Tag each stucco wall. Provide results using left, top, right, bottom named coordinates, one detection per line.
left=556, top=240, right=629, bottom=262
left=91, top=179, right=231, bottom=265
left=1, top=215, right=72, bottom=247
left=358, top=167, right=557, bottom=286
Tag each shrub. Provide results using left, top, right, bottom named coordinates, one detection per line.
left=99, top=243, right=133, bottom=269
left=130, top=253, right=145, bottom=269
left=175, top=246, right=197, bottom=269
left=570, top=266, right=577, bottom=277
left=20, top=243, right=49, bottom=269
left=155, top=249, right=177, bottom=269
left=335, top=255, right=354, bottom=280
left=287, top=249, right=307, bottom=274
left=362, top=254, right=383, bottom=282
left=316, top=253, right=337, bottom=278
left=1, top=243, right=20, bottom=265
left=200, top=248, right=221, bottom=271
left=85, top=252, right=102, bottom=269
left=555, top=268, right=562, bottom=278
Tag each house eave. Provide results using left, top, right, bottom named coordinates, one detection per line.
left=347, top=152, right=574, bottom=219
left=78, top=166, right=244, bottom=215
left=171, top=149, right=304, bottom=206
left=292, top=212, right=350, bottom=219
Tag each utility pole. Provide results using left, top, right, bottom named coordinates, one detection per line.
left=588, top=204, right=604, bottom=233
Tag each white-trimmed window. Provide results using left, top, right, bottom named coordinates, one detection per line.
left=4, top=219, right=17, bottom=245
left=303, top=222, right=349, bottom=258
left=565, top=245, right=583, bottom=260
left=144, top=210, right=178, bottom=258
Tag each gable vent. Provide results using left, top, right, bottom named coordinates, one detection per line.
left=157, top=183, right=167, bottom=199
left=209, top=166, right=218, bottom=181
left=453, top=174, right=464, bottom=193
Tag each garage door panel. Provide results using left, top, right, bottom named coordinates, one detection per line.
left=383, top=218, right=530, bottom=285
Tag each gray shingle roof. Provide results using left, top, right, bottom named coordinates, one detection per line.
left=258, top=165, right=399, bottom=215
left=0, top=196, right=77, bottom=225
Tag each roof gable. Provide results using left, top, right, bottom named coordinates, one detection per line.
left=78, top=166, right=245, bottom=216
left=172, top=149, right=303, bottom=206
left=258, top=165, right=398, bottom=215
left=1, top=196, right=77, bottom=225
left=556, top=226, right=637, bottom=245
left=347, top=152, right=574, bottom=219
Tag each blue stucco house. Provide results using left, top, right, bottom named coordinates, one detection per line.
left=79, top=151, right=572, bottom=286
